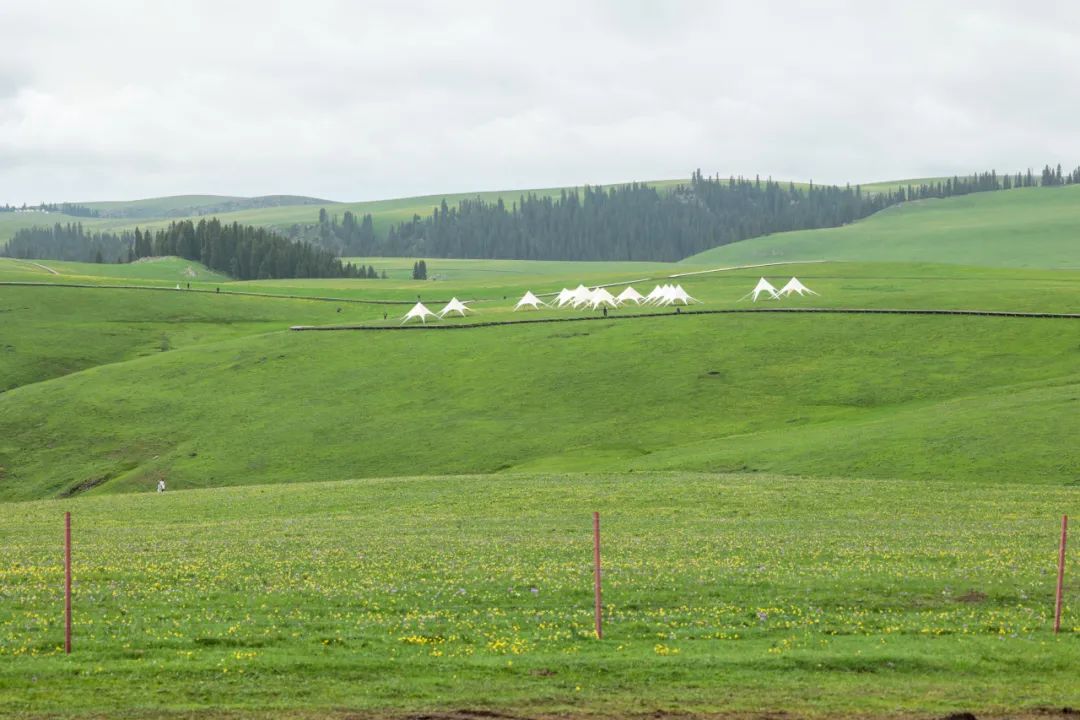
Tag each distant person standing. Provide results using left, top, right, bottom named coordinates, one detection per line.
left=156, top=479, right=166, bottom=493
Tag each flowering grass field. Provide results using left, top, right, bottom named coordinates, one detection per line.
left=0, top=473, right=1076, bottom=717
left=2, top=240, right=1079, bottom=718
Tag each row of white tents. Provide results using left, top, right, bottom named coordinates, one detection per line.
left=743, top=277, right=818, bottom=302
left=400, top=277, right=817, bottom=323
left=401, top=297, right=472, bottom=324
left=518, top=283, right=699, bottom=311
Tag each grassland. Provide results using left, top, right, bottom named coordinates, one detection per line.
left=685, top=185, right=1080, bottom=269
left=3, top=184, right=1080, bottom=718
left=1, top=473, right=1076, bottom=718
left=1, top=259, right=1078, bottom=502
left=0, top=284, right=354, bottom=391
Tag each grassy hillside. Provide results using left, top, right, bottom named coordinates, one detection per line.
left=82, top=194, right=332, bottom=218
left=0, top=256, right=231, bottom=283
left=82, top=194, right=244, bottom=214
left=685, top=185, right=1080, bottom=269
left=2, top=473, right=1076, bottom=716
left=0, top=284, right=351, bottom=391
left=2, top=275, right=1077, bottom=500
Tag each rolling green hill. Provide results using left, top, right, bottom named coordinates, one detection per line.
left=685, top=185, right=1080, bottom=269
left=0, top=283, right=349, bottom=391
left=2, top=262, right=1077, bottom=501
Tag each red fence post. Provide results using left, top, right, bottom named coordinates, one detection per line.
left=64, top=511, right=72, bottom=654
left=593, top=511, right=602, bottom=640
left=1055, top=515, right=1068, bottom=634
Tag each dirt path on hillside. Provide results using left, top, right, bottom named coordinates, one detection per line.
left=10, top=258, right=59, bottom=274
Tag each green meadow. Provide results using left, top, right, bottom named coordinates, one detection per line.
left=0, top=474, right=1076, bottom=717
left=1, top=182, right=1079, bottom=718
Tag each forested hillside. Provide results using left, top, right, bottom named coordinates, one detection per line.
left=310, top=165, right=1080, bottom=261
left=1, top=220, right=375, bottom=279
left=6, top=165, right=1079, bottom=265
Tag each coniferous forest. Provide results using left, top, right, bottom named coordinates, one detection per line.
left=2, top=220, right=373, bottom=279
left=367, top=166, right=1080, bottom=262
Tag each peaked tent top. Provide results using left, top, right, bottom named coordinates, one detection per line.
left=616, top=286, right=644, bottom=304
left=670, top=284, right=700, bottom=304
left=778, top=277, right=819, bottom=297
left=642, top=285, right=666, bottom=304
left=402, top=301, right=439, bottom=324
left=570, top=284, right=595, bottom=308
left=741, top=277, right=780, bottom=302
left=439, top=297, right=473, bottom=317
left=589, top=287, right=618, bottom=308
left=515, top=290, right=548, bottom=310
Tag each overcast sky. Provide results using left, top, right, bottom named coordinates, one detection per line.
left=2, top=1, right=1079, bottom=204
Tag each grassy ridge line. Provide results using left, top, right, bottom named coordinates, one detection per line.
left=1, top=472, right=1077, bottom=715
left=79, top=194, right=332, bottom=216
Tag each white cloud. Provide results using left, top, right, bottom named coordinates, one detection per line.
left=1, top=0, right=1079, bottom=203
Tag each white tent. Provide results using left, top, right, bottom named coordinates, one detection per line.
left=514, top=291, right=548, bottom=311
left=741, top=277, right=780, bottom=302
left=438, top=297, right=473, bottom=317
left=588, top=287, right=618, bottom=309
left=642, top=284, right=667, bottom=305
left=778, top=277, right=819, bottom=297
left=570, top=284, right=594, bottom=309
left=669, top=284, right=700, bottom=305
left=655, top=285, right=679, bottom=306
left=616, top=286, right=644, bottom=305
left=401, top=301, right=439, bottom=324
left=553, top=288, right=576, bottom=308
